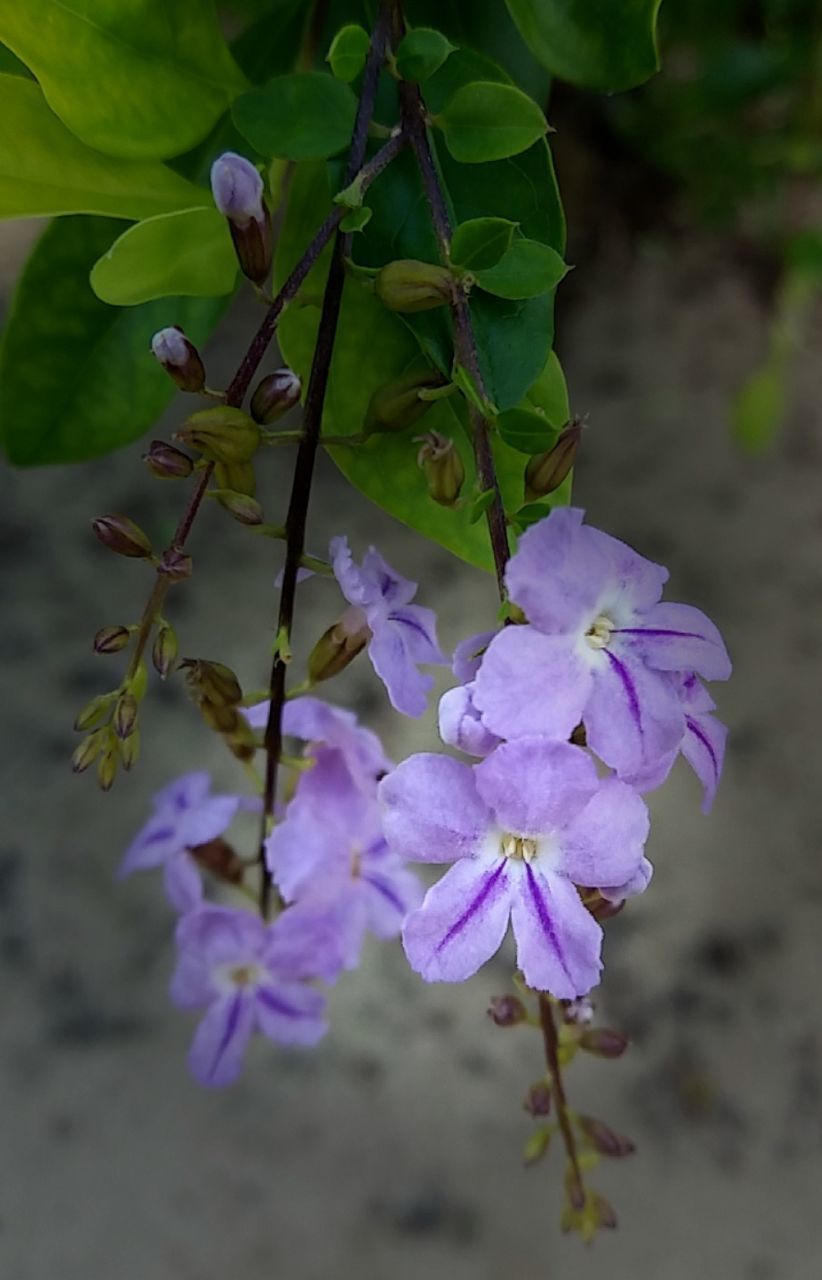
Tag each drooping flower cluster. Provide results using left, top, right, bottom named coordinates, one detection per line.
left=381, top=507, right=731, bottom=997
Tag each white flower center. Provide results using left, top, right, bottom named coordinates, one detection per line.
left=500, top=832, right=538, bottom=862
left=585, top=613, right=615, bottom=649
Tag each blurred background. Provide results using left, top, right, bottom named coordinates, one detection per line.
left=3, top=3, right=822, bottom=1277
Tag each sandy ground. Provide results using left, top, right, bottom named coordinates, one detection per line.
left=2, top=219, right=822, bottom=1280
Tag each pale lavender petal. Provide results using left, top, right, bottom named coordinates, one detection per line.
left=163, top=850, right=203, bottom=913
left=474, top=738, right=599, bottom=836
left=361, top=545, right=417, bottom=608
left=119, top=815, right=180, bottom=877
left=510, top=865, right=602, bottom=998
left=331, top=534, right=413, bottom=611
left=289, top=748, right=377, bottom=831
left=169, top=949, right=214, bottom=1010
left=438, top=684, right=501, bottom=758
left=361, top=862, right=424, bottom=939
left=453, top=629, right=497, bottom=682
left=379, top=754, right=489, bottom=863
left=176, top=905, right=266, bottom=967
left=614, top=601, right=731, bottom=681
left=587, top=526, right=668, bottom=613
left=178, top=795, right=240, bottom=848
left=584, top=650, right=685, bottom=775
left=153, top=770, right=212, bottom=812
left=264, top=806, right=345, bottom=903
left=242, top=700, right=269, bottom=731
left=254, top=980, right=328, bottom=1047
left=600, top=854, right=654, bottom=903
left=402, top=858, right=512, bottom=982
left=283, top=695, right=392, bottom=777
left=265, top=903, right=347, bottom=983
left=505, top=507, right=611, bottom=633
left=367, top=622, right=434, bottom=717
left=621, top=746, right=677, bottom=795
left=677, top=672, right=716, bottom=715
left=557, top=778, right=649, bottom=889
left=386, top=604, right=446, bottom=665
left=682, top=712, right=727, bottom=814
left=188, top=992, right=255, bottom=1088
left=473, top=625, right=592, bottom=741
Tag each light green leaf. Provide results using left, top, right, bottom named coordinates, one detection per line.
left=0, top=216, right=229, bottom=466
left=504, top=0, right=663, bottom=91
left=437, top=81, right=547, bottom=163
left=340, top=205, right=372, bottom=233
left=524, top=349, right=570, bottom=427
left=450, top=217, right=517, bottom=271
left=396, top=27, right=455, bottom=83
left=90, top=207, right=237, bottom=306
left=0, top=76, right=207, bottom=220
left=0, top=0, right=246, bottom=159
left=496, top=407, right=557, bottom=454
left=327, top=24, right=370, bottom=82
left=232, top=72, right=357, bottom=160
left=476, top=237, right=568, bottom=298
left=732, top=361, right=785, bottom=453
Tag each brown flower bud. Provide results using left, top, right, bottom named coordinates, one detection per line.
left=375, top=259, right=454, bottom=312
left=364, top=369, right=446, bottom=435
left=175, top=406, right=260, bottom=465
left=182, top=659, right=242, bottom=707
left=579, top=1027, right=629, bottom=1059
left=113, top=691, right=138, bottom=741
left=250, top=368, right=302, bottom=424
left=93, top=625, right=130, bottom=655
left=92, top=514, right=152, bottom=559
left=577, top=1115, right=635, bottom=1158
left=71, top=730, right=105, bottom=773
left=158, top=547, right=193, bottom=581
left=524, top=1081, right=552, bottom=1116
left=190, top=836, right=246, bottom=885
left=487, top=994, right=527, bottom=1027
left=524, top=418, right=582, bottom=502
left=143, top=439, right=194, bottom=479
left=307, top=606, right=370, bottom=683
left=216, top=489, right=264, bottom=525
left=416, top=431, right=465, bottom=507
left=150, top=327, right=206, bottom=393
left=214, top=460, right=256, bottom=497
left=74, top=692, right=115, bottom=732
left=152, top=624, right=178, bottom=679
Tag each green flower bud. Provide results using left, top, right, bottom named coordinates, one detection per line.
left=216, top=489, right=264, bottom=525
left=71, top=729, right=105, bottom=774
left=152, top=624, right=178, bottom=679
left=97, top=735, right=119, bottom=792
left=113, top=691, right=138, bottom=741
left=250, top=368, right=302, bottom=424
left=214, top=460, right=256, bottom=497
left=524, top=418, right=582, bottom=502
left=375, top=259, right=454, bottom=313
left=523, top=1127, right=552, bottom=1167
left=182, top=659, right=242, bottom=708
left=74, top=691, right=115, bottom=732
left=175, top=406, right=261, bottom=465
left=364, top=369, right=446, bottom=435
left=143, top=439, right=194, bottom=479
left=307, top=606, right=370, bottom=683
left=121, top=728, right=141, bottom=772
left=416, top=431, right=465, bottom=507
left=92, top=514, right=153, bottom=559
left=93, top=625, right=130, bottom=655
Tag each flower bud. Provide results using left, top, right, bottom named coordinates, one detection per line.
left=143, top=439, right=194, bottom=479
left=523, top=1127, right=552, bottom=1166
left=92, top=515, right=152, bottom=559
left=190, top=836, right=246, bottom=885
left=579, top=1027, right=629, bottom=1059
left=487, top=994, right=527, bottom=1027
left=416, top=431, right=465, bottom=507
left=365, top=369, right=446, bottom=435
left=71, top=729, right=105, bottom=773
left=250, top=368, right=302, bottom=424
left=150, top=327, right=206, bottom=393
left=152, top=624, right=178, bottom=679
left=175, top=406, right=261, bottom=465
left=577, top=1115, right=635, bottom=1158
left=93, top=625, right=130, bottom=655
left=113, top=691, right=138, bottom=741
left=593, top=1194, right=617, bottom=1231
left=121, top=728, right=141, bottom=772
left=158, top=547, right=193, bottom=581
left=524, top=1081, right=552, bottom=1116
left=524, top=418, right=582, bottom=502
left=182, top=659, right=242, bottom=707
left=214, top=460, right=256, bottom=497
left=375, top=259, right=454, bottom=313
left=74, top=692, right=115, bottom=732
left=308, top=606, right=370, bottom=683
left=200, top=701, right=242, bottom=734
left=216, top=489, right=264, bottom=525
left=210, top=152, right=271, bottom=285
left=97, top=735, right=119, bottom=792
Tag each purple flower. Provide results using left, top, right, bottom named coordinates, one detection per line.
left=119, top=772, right=241, bottom=911
left=380, top=737, right=650, bottom=997
left=330, top=536, right=446, bottom=717
left=171, top=904, right=339, bottom=1088
left=439, top=683, right=501, bottom=757
left=626, top=673, right=728, bottom=813
left=452, top=630, right=498, bottom=683
left=244, top=695, right=392, bottom=794
left=210, top=152, right=265, bottom=226
left=473, top=508, right=731, bottom=777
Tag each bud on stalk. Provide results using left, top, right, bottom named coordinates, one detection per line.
left=74, top=691, right=115, bottom=732
left=579, top=1027, right=629, bottom=1059
left=487, top=994, right=527, bottom=1027
left=97, top=735, right=119, bottom=792
left=308, top=606, right=371, bottom=683
left=150, top=327, right=206, bottom=393
left=214, top=460, right=256, bottom=497
left=113, top=691, right=138, bottom=741
left=152, top=624, right=178, bottom=679
left=215, top=490, right=264, bottom=526
left=71, top=730, right=105, bottom=773
left=175, top=406, right=260, bottom=465
left=93, top=625, right=130, bottom=655
left=577, top=1115, right=635, bottom=1158
left=375, top=259, right=454, bottom=313
left=92, top=515, right=152, bottom=560
left=121, top=729, right=141, bottom=772
left=524, top=418, right=582, bottom=502
left=364, top=369, right=447, bottom=435
left=210, top=152, right=272, bottom=285
left=143, top=439, right=194, bottom=480
left=157, top=547, right=193, bottom=581
left=416, top=431, right=465, bottom=507
left=524, top=1081, right=552, bottom=1116
left=250, top=368, right=302, bottom=424
left=182, top=659, right=243, bottom=708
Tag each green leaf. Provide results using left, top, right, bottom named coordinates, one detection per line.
left=450, top=217, right=517, bottom=270
left=512, top=501, right=558, bottom=531
left=732, top=361, right=785, bottom=453
left=476, top=237, right=568, bottom=298
left=327, top=24, right=370, bottom=82
left=90, top=207, right=237, bottom=306
left=496, top=407, right=557, bottom=454
left=396, top=27, right=455, bottom=83
left=340, top=205, right=373, bottom=233
left=524, top=349, right=570, bottom=427
left=233, top=73, right=357, bottom=160
left=0, top=217, right=229, bottom=466
left=0, top=0, right=246, bottom=160
left=0, top=76, right=207, bottom=220
left=437, top=81, right=547, bottom=163
left=467, top=488, right=495, bottom=523
left=504, top=0, right=663, bottom=91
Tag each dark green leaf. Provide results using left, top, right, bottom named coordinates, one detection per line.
left=0, top=217, right=229, bottom=466
left=467, top=488, right=496, bottom=523
left=475, top=237, right=568, bottom=298
left=437, top=81, right=547, bottom=163
left=450, top=217, right=517, bottom=270
left=327, top=24, right=370, bottom=82
left=512, top=501, right=556, bottom=531
left=396, top=27, right=455, bottom=83
left=90, top=207, right=237, bottom=306
left=232, top=73, right=357, bottom=160
left=496, top=407, right=558, bottom=454
left=504, top=0, right=662, bottom=91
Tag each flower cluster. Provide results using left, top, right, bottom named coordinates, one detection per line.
left=380, top=507, right=731, bottom=998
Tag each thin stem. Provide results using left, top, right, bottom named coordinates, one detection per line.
left=538, top=994, right=583, bottom=1203
left=256, top=1, right=395, bottom=917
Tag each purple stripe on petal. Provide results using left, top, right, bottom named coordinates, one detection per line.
left=603, top=651, right=643, bottom=738
left=362, top=873, right=406, bottom=916
left=256, top=987, right=303, bottom=1021
left=615, top=627, right=715, bottom=643
left=525, top=865, right=573, bottom=988
left=436, top=862, right=507, bottom=957
left=141, top=824, right=176, bottom=847
left=685, top=716, right=718, bottom=780
left=208, top=991, right=243, bottom=1078
left=388, top=611, right=428, bottom=639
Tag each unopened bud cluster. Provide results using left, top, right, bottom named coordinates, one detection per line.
left=181, top=659, right=256, bottom=761
left=72, top=662, right=147, bottom=789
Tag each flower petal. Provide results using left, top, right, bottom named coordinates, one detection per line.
left=119, top=815, right=180, bottom=877
left=682, top=712, right=727, bottom=814
left=163, top=850, right=203, bottom=914
left=361, top=862, right=423, bottom=939
left=153, top=770, right=211, bottom=812
left=386, top=604, right=446, bottom=665
left=614, top=601, right=731, bottom=681
left=585, top=650, right=685, bottom=775
left=505, top=507, right=611, bottom=633
left=367, top=621, right=434, bottom=717
left=265, top=805, right=346, bottom=903
left=600, top=854, right=654, bottom=903
left=473, top=626, right=592, bottom=741
left=361, top=545, right=418, bottom=608
left=557, top=778, right=650, bottom=889
left=254, top=980, right=328, bottom=1047
left=379, top=754, right=489, bottom=863
left=178, top=795, right=239, bottom=849
left=176, top=905, right=266, bottom=967
left=438, top=684, right=501, bottom=758
left=587, top=526, right=668, bottom=614
left=510, top=866, right=602, bottom=998
left=187, top=992, right=255, bottom=1088
left=474, top=738, right=599, bottom=836
left=452, top=629, right=498, bottom=682
left=402, top=858, right=512, bottom=982
left=264, top=903, right=347, bottom=983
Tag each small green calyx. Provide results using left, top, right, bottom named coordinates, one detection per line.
left=375, top=259, right=454, bottom=313
left=415, top=431, right=465, bottom=507
left=175, top=406, right=261, bottom=465
left=364, top=368, right=448, bottom=435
